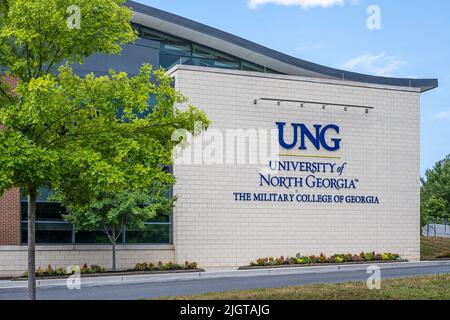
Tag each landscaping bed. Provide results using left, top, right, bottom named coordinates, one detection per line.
left=239, top=259, right=407, bottom=270
left=240, top=252, right=404, bottom=270
left=15, top=261, right=203, bottom=281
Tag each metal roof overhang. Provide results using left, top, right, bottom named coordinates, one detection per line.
left=126, top=1, right=438, bottom=93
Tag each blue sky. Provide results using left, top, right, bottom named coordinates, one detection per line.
left=136, top=0, right=449, bottom=175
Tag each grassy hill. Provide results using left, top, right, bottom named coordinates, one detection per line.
left=421, top=236, right=450, bottom=260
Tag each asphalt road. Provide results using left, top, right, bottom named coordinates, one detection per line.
left=0, top=264, right=449, bottom=300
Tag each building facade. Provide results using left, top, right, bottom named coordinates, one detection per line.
left=0, top=1, right=438, bottom=275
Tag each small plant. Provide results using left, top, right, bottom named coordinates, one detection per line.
left=335, top=256, right=344, bottom=263
left=275, top=256, right=285, bottom=265
left=89, top=265, right=106, bottom=273
left=381, top=253, right=391, bottom=261
left=344, top=254, right=353, bottom=262
left=36, top=267, right=45, bottom=277
left=46, top=265, right=54, bottom=275
left=256, top=258, right=268, bottom=266
left=287, top=256, right=297, bottom=264
left=185, top=261, right=198, bottom=269
left=352, top=255, right=364, bottom=262
left=363, top=252, right=375, bottom=261
left=80, top=263, right=89, bottom=274
left=437, top=251, right=450, bottom=259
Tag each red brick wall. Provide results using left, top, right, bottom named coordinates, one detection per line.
left=0, top=188, right=21, bottom=245
left=0, top=76, right=21, bottom=245
left=2, top=75, right=18, bottom=89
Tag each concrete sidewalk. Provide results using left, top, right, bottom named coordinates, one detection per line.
left=1, top=260, right=449, bottom=290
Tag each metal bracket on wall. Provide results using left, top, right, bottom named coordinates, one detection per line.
left=253, top=98, right=374, bottom=114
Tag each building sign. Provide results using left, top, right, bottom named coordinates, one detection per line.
left=233, top=122, right=380, bottom=205
left=276, top=122, right=341, bottom=151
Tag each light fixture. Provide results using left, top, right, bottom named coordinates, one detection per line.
left=344, top=107, right=348, bottom=111
left=322, top=105, right=326, bottom=110
left=365, top=108, right=369, bottom=114
left=300, top=103, right=304, bottom=108
left=277, top=101, right=281, bottom=106
left=254, top=99, right=258, bottom=105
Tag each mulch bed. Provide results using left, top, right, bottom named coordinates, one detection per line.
left=238, top=260, right=409, bottom=270
left=12, top=268, right=205, bottom=281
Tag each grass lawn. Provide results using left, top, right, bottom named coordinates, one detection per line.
left=161, top=275, right=450, bottom=300
left=421, top=236, right=450, bottom=260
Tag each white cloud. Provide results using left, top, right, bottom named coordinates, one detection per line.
left=247, top=0, right=353, bottom=9
left=340, top=52, right=405, bottom=77
left=435, top=109, right=450, bottom=120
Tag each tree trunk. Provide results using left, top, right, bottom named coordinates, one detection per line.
left=27, top=186, right=37, bottom=300
left=112, top=228, right=116, bottom=272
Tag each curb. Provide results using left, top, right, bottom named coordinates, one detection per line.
left=0, top=260, right=449, bottom=290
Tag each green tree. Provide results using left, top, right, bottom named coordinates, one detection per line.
left=0, top=0, right=209, bottom=299
left=421, top=154, right=450, bottom=235
left=423, top=196, right=448, bottom=236
left=62, top=183, right=174, bottom=271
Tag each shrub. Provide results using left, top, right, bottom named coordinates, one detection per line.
left=36, top=267, right=45, bottom=277
left=301, top=256, right=312, bottom=264
left=90, top=265, right=106, bottom=273
left=256, top=258, right=268, bottom=266
left=134, top=263, right=147, bottom=272
left=335, top=256, right=344, bottom=263
left=185, top=261, right=198, bottom=269
left=344, top=254, right=353, bottom=262
left=287, top=256, right=297, bottom=264
left=352, top=255, right=364, bottom=262
left=363, top=252, right=375, bottom=261
left=437, top=251, right=450, bottom=258
left=381, top=253, right=391, bottom=261
left=275, top=256, right=285, bottom=265
left=374, top=254, right=383, bottom=261
left=55, top=267, right=66, bottom=275
left=46, top=265, right=54, bottom=275
left=80, top=263, right=89, bottom=274
left=387, top=253, right=400, bottom=260
left=319, top=253, right=327, bottom=263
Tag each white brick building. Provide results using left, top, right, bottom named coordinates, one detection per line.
left=0, top=1, right=437, bottom=275
left=170, top=65, right=423, bottom=268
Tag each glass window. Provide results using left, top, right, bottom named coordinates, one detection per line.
left=21, top=222, right=73, bottom=244
left=192, top=45, right=238, bottom=62
left=75, top=230, right=122, bottom=244
left=20, top=188, right=173, bottom=245
left=125, top=223, right=170, bottom=244
left=160, top=43, right=191, bottom=57
left=242, top=61, right=265, bottom=72
left=21, top=202, right=66, bottom=221
left=138, top=25, right=282, bottom=75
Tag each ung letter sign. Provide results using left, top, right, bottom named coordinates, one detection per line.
left=276, top=122, right=341, bottom=151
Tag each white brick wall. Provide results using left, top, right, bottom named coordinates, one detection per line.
left=0, top=245, right=174, bottom=276
left=170, top=65, right=421, bottom=268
